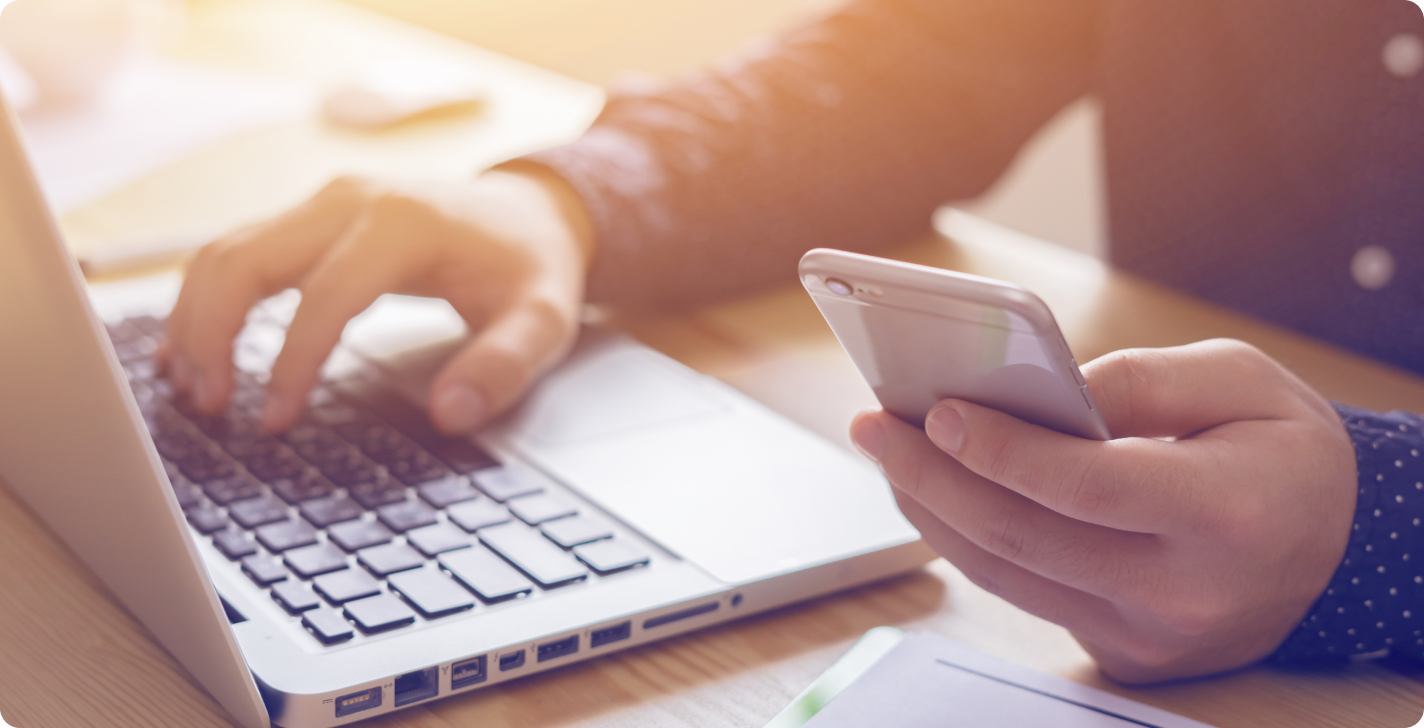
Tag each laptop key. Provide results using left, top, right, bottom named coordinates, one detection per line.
left=313, top=568, right=381, bottom=604
left=228, top=495, right=289, bottom=529
left=541, top=516, right=614, bottom=549
left=200, top=474, right=261, bottom=505
left=507, top=493, right=577, bottom=525
left=270, top=470, right=336, bottom=504
left=286, top=427, right=349, bottom=464
left=318, top=452, right=380, bottom=487
left=344, top=593, right=416, bottom=633
left=299, top=495, right=363, bottom=528
left=472, top=467, right=543, bottom=502
left=446, top=499, right=511, bottom=533
left=221, top=433, right=282, bottom=461
left=388, top=569, right=474, bottom=617
left=479, top=523, right=588, bottom=588
left=244, top=450, right=308, bottom=482
left=439, top=547, right=534, bottom=602
left=185, top=504, right=229, bottom=534
left=170, top=479, right=203, bottom=510
left=328, top=520, right=394, bottom=552
left=358, top=542, right=425, bottom=577
left=348, top=480, right=408, bottom=510
left=179, top=452, right=239, bottom=484
left=386, top=452, right=451, bottom=486
left=212, top=529, right=258, bottom=559
left=302, top=607, right=354, bottom=644
left=406, top=523, right=472, bottom=557
left=333, top=380, right=498, bottom=473
left=241, top=554, right=290, bottom=585
left=255, top=519, right=319, bottom=552
left=376, top=500, right=438, bottom=533
left=416, top=476, right=480, bottom=509
left=575, top=539, right=651, bottom=575
left=271, top=580, right=322, bottom=613
left=285, top=543, right=351, bottom=578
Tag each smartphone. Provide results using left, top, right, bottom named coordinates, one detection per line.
left=799, top=248, right=1111, bottom=441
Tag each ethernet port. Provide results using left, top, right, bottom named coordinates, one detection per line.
left=393, top=667, right=439, bottom=707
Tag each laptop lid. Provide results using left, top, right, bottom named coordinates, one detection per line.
left=0, top=90, right=270, bottom=727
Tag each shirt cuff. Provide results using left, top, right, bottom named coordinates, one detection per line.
left=1273, top=403, right=1424, bottom=663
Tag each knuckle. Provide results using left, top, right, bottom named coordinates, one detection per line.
left=521, top=296, right=577, bottom=345
left=1055, top=452, right=1118, bottom=516
left=975, top=428, right=1022, bottom=485
left=976, top=507, right=1031, bottom=562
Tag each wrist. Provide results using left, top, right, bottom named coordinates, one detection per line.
left=483, top=161, right=597, bottom=268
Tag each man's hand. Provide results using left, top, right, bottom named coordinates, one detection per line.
left=850, top=339, right=1358, bottom=682
left=164, top=165, right=594, bottom=434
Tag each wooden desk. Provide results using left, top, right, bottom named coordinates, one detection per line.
left=2, top=1, right=1422, bottom=727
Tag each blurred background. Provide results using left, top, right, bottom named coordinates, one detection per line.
left=0, top=0, right=1106, bottom=258
left=344, top=0, right=1109, bottom=258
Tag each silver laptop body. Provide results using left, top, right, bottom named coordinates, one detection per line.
left=0, top=89, right=931, bottom=727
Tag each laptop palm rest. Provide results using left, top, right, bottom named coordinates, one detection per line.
left=347, top=296, right=920, bottom=588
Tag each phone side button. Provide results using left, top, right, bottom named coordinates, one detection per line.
left=1069, top=359, right=1086, bottom=386
left=1079, top=385, right=1096, bottom=411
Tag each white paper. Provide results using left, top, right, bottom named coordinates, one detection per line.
left=15, top=56, right=314, bottom=214
left=805, top=632, right=1217, bottom=728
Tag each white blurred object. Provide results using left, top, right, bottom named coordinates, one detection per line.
left=0, top=0, right=171, bottom=109
left=0, top=44, right=35, bottom=111
left=17, top=57, right=315, bottom=214
left=322, top=58, right=483, bottom=129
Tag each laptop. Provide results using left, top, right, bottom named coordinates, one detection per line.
left=0, top=89, right=932, bottom=727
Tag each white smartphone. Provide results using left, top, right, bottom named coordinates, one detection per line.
left=799, top=248, right=1111, bottom=441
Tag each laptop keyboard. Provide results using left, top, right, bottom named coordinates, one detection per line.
left=105, top=311, right=652, bottom=646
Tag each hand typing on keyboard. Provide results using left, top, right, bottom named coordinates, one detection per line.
left=108, top=317, right=653, bottom=645
left=162, top=165, right=595, bottom=435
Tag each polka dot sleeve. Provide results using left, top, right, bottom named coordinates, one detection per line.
left=1274, top=403, right=1424, bottom=663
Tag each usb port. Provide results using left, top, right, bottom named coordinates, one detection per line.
left=451, top=656, right=487, bottom=690
left=536, top=635, right=579, bottom=662
left=590, top=621, right=631, bottom=648
left=499, top=650, right=525, bottom=672
left=334, top=687, right=381, bottom=718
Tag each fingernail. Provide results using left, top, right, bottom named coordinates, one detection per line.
left=851, top=416, right=886, bottom=463
left=926, top=407, right=965, bottom=454
left=433, top=383, right=486, bottom=434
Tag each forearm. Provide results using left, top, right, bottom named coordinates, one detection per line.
left=1274, top=404, right=1424, bottom=663
left=521, top=0, right=1099, bottom=307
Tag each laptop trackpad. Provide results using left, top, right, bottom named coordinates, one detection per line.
left=505, top=346, right=727, bottom=446
left=497, top=330, right=916, bottom=585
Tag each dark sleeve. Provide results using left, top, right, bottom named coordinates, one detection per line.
left=1273, top=404, right=1424, bottom=663
left=520, top=0, right=1099, bottom=307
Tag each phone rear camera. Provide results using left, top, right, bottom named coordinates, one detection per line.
left=825, top=278, right=853, bottom=295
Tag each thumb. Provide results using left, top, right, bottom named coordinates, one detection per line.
left=427, top=297, right=577, bottom=434
left=1083, top=338, right=1300, bottom=439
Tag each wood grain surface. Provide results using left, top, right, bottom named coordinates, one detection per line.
left=2, top=1, right=1422, bottom=727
